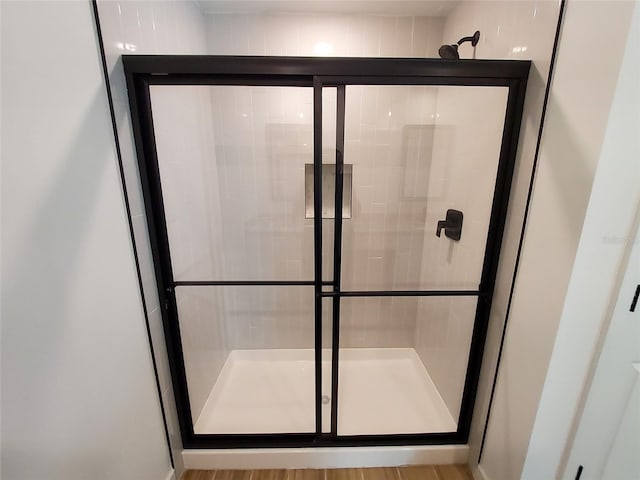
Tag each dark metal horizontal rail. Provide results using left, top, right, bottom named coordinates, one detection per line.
left=318, top=76, right=514, bottom=87
left=186, top=431, right=462, bottom=449
left=320, top=290, right=482, bottom=297
left=123, top=55, right=531, bottom=80
left=146, top=75, right=312, bottom=87
left=173, top=280, right=333, bottom=287
left=141, top=74, right=514, bottom=88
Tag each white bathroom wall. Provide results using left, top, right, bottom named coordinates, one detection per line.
left=1, top=1, right=171, bottom=479
left=468, top=1, right=636, bottom=479
left=430, top=1, right=564, bottom=474
left=94, top=1, right=211, bottom=476
left=523, top=1, right=639, bottom=478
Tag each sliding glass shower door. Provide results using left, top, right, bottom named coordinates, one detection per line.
left=151, top=85, right=322, bottom=435
left=334, top=85, right=509, bottom=436
left=125, top=55, right=529, bottom=448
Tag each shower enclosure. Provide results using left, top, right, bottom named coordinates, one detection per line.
left=124, top=56, right=529, bottom=448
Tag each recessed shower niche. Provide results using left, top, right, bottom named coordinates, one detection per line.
left=124, top=56, right=529, bottom=448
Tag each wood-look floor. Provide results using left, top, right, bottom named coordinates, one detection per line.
left=182, top=465, right=473, bottom=480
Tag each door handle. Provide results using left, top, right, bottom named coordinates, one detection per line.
left=436, top=209, right=463, bottom=241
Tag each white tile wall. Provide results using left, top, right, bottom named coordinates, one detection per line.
left=341, top=85, right=439, bottom=347
left=200, top=14, right=448, bottom=351
left=205, top=86, right=315, bottom=283
left=174, top=286, right=229, bottom=417
left=414, top=296, right=478, bottom=422
left=342, top=85, right=439, bottom=293
left=201, top=14, right=512, bottom=363
left=206, top=13, right=444, bottom=58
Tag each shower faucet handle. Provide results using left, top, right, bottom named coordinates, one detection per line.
left=436, top=209, right=463, bottom=241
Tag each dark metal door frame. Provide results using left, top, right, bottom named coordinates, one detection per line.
left=123, top=55, right=530, bottom=449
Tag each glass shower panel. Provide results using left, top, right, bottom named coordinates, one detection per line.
left=175, top=285, right=315, bottom=434
left=337, top=295, right=477, bottom=435
left=341, top=85, right=509, bottom=291
left=321, top=88, right=337, bottom=283
left=321, top=297, right=333, bottom=433
left=150, top=85, right=316, bottom=282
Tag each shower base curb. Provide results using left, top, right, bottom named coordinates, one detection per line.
left=182, top=444, right=468, bottom=469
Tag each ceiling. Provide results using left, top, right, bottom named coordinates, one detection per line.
left=197, top=0, right=459, bottom=16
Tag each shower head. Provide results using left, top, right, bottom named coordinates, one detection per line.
left=438, top=30, right=481, bottom=59
left=438, top=44, right=459, bottom=59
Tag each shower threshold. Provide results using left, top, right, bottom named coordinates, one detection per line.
left=194, top=348, right=456, bottom=435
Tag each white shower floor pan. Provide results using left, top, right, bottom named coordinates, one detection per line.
left=194, top=348, right=456, bottom=435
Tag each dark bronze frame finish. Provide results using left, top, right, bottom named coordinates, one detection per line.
left=123, top=55, right=530, bottom=449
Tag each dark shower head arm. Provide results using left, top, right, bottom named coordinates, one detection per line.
left=457, top=30, right=480, bottom=47
left=438, top=30, right=480, bottom=59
